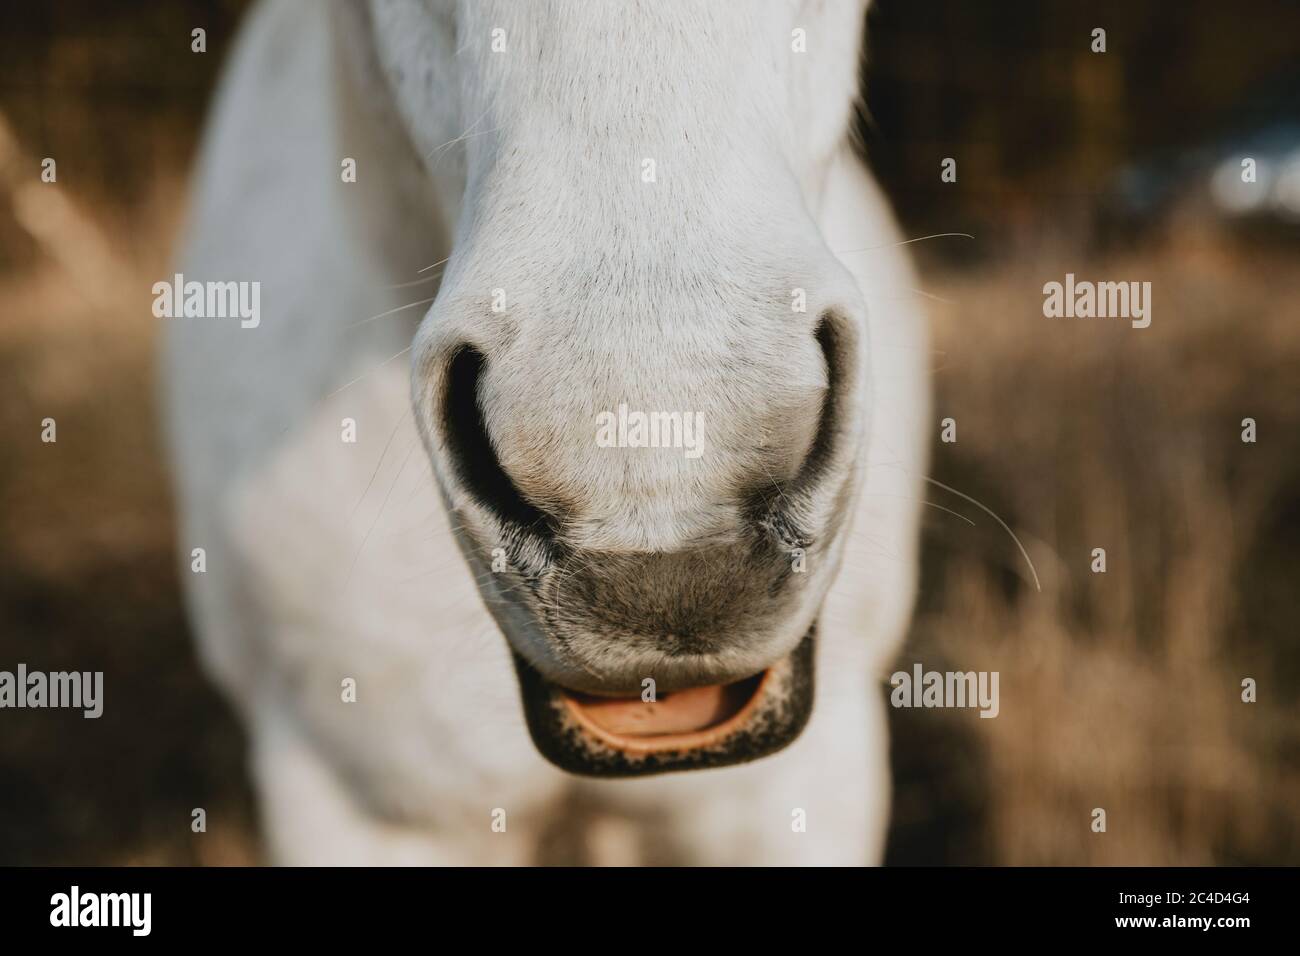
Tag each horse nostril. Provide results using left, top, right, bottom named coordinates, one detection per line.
left=441, top=345, right=555, bottom=536
left=800, top=314, right=851, bottom=484
left=746, top=311, right=857, bottom=545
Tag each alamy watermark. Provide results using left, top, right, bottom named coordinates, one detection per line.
left=0, top=664, right=103, bottom=718
left=595, top=403, right=705, bottom=459
left=890, top=663, right=999, bottom=718
left=1043, top=273, right=1151, bottom=329
left=50, top=886, right=150, bottom=936
left=152, top=272, right=260, bottom=328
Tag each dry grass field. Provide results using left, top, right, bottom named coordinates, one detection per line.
left=887, top=230, right=1300, bottom=865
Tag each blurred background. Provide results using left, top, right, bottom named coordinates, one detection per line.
left=1, top=0, right=1297, bottom=864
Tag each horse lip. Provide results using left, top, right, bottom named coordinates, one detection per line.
left=445, top=496, right=819, bottom=774
left=557, top=670, right=771, bottom=754
left=509, top=626, right=817, bottom=778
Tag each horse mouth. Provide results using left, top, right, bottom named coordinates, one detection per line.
left=511, top=628, right=816, bottom=777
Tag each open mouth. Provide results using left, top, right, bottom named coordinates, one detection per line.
left=511, top=627, right=816, bottom=777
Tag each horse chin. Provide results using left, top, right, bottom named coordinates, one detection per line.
left=510, top=626, right=817, bottom=778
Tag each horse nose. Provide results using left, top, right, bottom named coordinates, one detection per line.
left=418, top=303, right=859, bottom=562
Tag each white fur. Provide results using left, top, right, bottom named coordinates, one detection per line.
left=164, top=0, right=928, bottom=865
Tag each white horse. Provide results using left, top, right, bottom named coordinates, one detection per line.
left=164, top=0, right=929, bottom=865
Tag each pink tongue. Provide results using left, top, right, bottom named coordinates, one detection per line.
left=565, top=681, right=757, bottom=737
